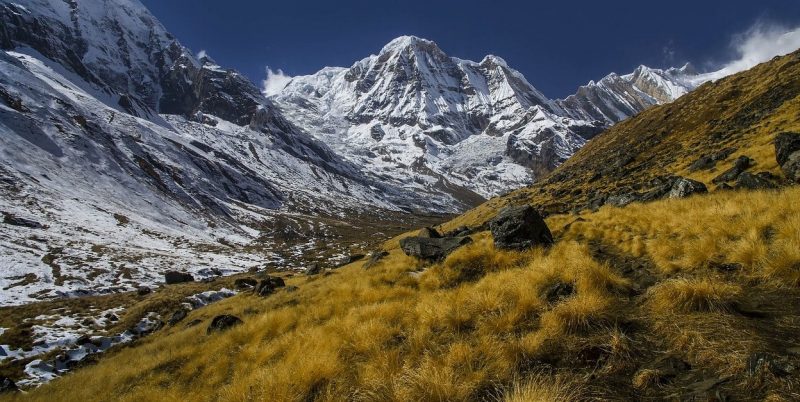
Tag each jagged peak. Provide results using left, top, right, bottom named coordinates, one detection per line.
left=480, top=54, right=509, bottom=68
left=379, top=35, right=441, bottom=55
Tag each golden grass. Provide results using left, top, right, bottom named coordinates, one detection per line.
left=4, top=186, right=800, bottom=401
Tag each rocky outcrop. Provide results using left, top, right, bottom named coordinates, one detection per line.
left=254, top=276, right=286, bottom=297
left=0, top=377, right=17, bottom=393
left=164, top=271, right=194, bottom=285
left=2, top=212, right=44, bottom=229
left=489, top=206, right=554, bottom=250
left=234, top=278, right=258, bottom=290
left=734, top=172, right=777, bottom=190
left=668, top=177, right=708, bottom=198
left=207, top=315, right=242, bottom=334
left=775, top=132, right=800, bottom=182
left=712, top=156, right=752, bottom=184
left=399, top=236, right=473, bottom=261
left=362, top=250, right=390, bottom=269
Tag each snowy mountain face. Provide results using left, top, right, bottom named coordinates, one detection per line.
left=271, top=36, right=701, bottom=199
left=0, top=0, right=455, bottom=305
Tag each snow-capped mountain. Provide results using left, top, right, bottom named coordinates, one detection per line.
left=271, top=36, right=700, bottom=198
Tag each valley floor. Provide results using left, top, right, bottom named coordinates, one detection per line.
left=3, top=186, right=799, bottom=401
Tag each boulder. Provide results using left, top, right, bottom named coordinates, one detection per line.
left=2, top=212, right=44, bottom=229
left=207, top=315, right=242, bottom=334
left=305, top=263, right=323, bottom=275
left=136, top=286, right=152, bottom=296
left=164, top=271, right=194, bottom=284
left=775, top=132, right=800, bottom=182
left=234, top=278, right=258, bottom=290
left=715, top=183, right=734, bottom=191
left=168, top=309, right=187, bottom=326
left=345, top=253, right=366, bottom=264
left=489, top=206, right=554, bottom=250
left=0, top=377, right=17, bottom=393
left=399, top=236, right=473, bottom=261
left=712, top=155, right=752, bottom=184
left=668, top=177, right=708, bottom=198
left=443, top=226, right=472, bottom=237
left=688, top=156, right=716, bottom=172
left=362, top=250, right=390, bottom=269
left=254, top=276, right=285, bottom=297
left=735, top=172, right=777, bottom=190
left=606, top=193, right=638, bottom=207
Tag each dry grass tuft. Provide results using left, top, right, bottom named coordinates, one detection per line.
left=646, top=278, right=741, bottom=313
left=501, top=373, right=585, bottom=402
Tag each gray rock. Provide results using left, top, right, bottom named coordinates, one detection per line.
left=606, top=193, right=638, bottom=207
left=234, top=278, right=258, bottom=290
left=417, top=227, right=442, bottom=238
left=254, top=276, right=285, bottom=297
left=207, top=315, right=242, bottom=334
left=688, top=156, right=716, bottom=172
left=489, top=205, right=554, bottom=250
left=136, top=286, right=152, bottom=296
left=399, top=236, right=473, bottom=261
left=734, top=172, right=776, bottom=190
left=668, top=177, right=708, bottom=198
left=0, top=377, right=17, bottom=393
left=168, top=310, right=187, bottom=326
left=305, top=263, right=323, bottom=275
left=164, top=271, right=194, bottom=284
left=712, top=155, right=752, bottom=183
left=2, top=212, right=44, bottom=229
left=775, top=132, right=800, bottom=182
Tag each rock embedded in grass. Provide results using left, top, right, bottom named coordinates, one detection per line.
left=362, top=250, right=389, bottom=269
left=712, top=155, right=753, bottom=184
left=0, top=377, right=17, bottom=393
left=164, top=271, right=194, bottom=284
left=399, top=236, right=473, bottom=261
left=668, top=177, right=708, bottom=198
left=234, top=278, right=258, bottom=290
left=734, top=172, right=776, bottom=190
left=775, top=132, right=800, bottom=182
left=207, top=315, right=243, bottom=334
left=305, top=263, right=323, bottom=275
left=254, top=276, right=285, bottom=297
left=489, top=205, right=553, bottom=250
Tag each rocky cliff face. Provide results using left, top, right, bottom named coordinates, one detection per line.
left=271, top=36, right=700, bottom=199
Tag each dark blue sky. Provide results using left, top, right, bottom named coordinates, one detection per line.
left=140, top=0, right=800, bottom=98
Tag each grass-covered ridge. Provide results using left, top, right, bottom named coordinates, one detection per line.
left=6, top=186, right=800, bottom=401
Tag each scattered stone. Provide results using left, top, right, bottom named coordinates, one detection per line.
left=168, top=310, right=187, bottom=326
left=715, top=183, right=734, bottom=191
left=164, top=271, right=194, bottom=284
left=399, top=236, right=473, bottom=261
left=668, top=177, right=708, bottom=198
left=305, top=263, right=323, bottom=275
left=734, top=172, right=776, bottom=190
left=688, top=156, right=716, bottom=172
left=775, top=132, right=800, bottom=183
left=254, top=276, right=286, bottom=297
left=712, top=155, right=752, bottom=183
left=2, top=212, right=44, bottom=229
left=0, top=377, right=18, bottom=393
left=606, top=193, right=638, bottom=207
left=489, top=205, right=554, bottom=250
left=136, top=286, right=151, bottom=296
left=345, top=253, right=366, bottom=264
left=362, top=250, right=390, bottom=269
left=747, top=353, right=794, bottom=377
left=711, top=262, right=742, bottom=272
left=104, top=312, right=119, bottom=322
left=207, top=315, right=242, bottom=334
left=417, top=227, right=442, bottom=238
left=234, top=278, right=258, bottom=290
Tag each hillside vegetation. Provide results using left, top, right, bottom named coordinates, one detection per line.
left=4, top=49, right=800, bottom=402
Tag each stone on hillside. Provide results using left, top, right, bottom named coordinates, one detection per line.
left=234, top=278, right=258, bottom=290
left=362, top=250, right=390, bottom=269
left=712, top=155, right=752, bottom=183
left=0, top=377, right=18, bottom=393
left=2, top=212, right=44, bottom=229
left=136, top=286, right=151, bottom=296
left=715, top=183, right=734, bottom=191
left=443, top=225, right=472, bottom=237
left=164, top=271, right=194, bottom=284
left=606, top=193, right=638, bottom=207
left=489, top=205, right=554, bottom=250
left=207, top=315, right=242, bottom=334
left=254, top=276, right=285, bottom=297
left=168, top=309, right=187, bottom=326
left=668, top=177, right=708, bottom=198
left=345, top=253, right=366, bottom=264
left=418, top=227, right=442, bottom=238
left=775, top=132, right=800, bottom=182
left=399, top=236, right=473, bottom=261
left=688, top=156, right=716, bottom=172
left=305, top=263, right=323, bottom=275
left=734, top=172, right=777, bottom=190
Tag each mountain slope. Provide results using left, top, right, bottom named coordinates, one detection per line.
left=271, top=36, right=700, bottom=199
left=10, top=43, right=800, bottom=402
left=0, top=0, right=454, bottom=305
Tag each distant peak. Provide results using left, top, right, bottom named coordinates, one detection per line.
left=380, top=35, right=440, bottom=54
left=480, top=55, right=509, bottom=68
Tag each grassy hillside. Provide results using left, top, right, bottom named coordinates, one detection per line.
left=4, top=52, right=800, bottom=402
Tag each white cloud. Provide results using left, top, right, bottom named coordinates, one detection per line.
left=262, top=67, right=293, bottom=97
left=700, top=22, right=800, bottom=81
left=196, top=49, right=208, bottom=60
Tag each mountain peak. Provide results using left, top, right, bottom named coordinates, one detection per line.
left=380, top=35, right=440, bottom=54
